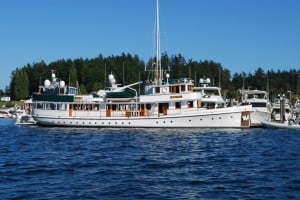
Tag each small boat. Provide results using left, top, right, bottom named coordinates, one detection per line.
left=262, top=97, right=300, bottom=130
left=14, top=99, right=36, bottom=125
left=15, top=114, right=36, bottom=125
left=0, top=110, right=11, bottom=118
left=261, top=120, right=300, bottom=129
left=271, top=97, right=291, bottom=122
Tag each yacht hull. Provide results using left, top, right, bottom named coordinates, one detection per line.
left=33, top=106, right=251, bottom=128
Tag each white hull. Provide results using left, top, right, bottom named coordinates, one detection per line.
left=250, top=110, right=271, bottom=127
left=262, top=121, right=300, bottom=130
left=33, top=106, right=251, bottom=128
left=15, top=114, right=37, bottom=125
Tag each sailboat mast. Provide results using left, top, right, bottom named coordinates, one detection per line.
left=154, top=0, right=161, bottom=85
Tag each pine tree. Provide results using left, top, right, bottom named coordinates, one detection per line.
left=69, top=64, right=78, bottom=87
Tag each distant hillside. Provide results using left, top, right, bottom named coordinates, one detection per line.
left=6, top=52, right=300, bottom=102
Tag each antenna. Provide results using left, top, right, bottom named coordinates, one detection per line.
left=154, top=0, right=161, bottom=85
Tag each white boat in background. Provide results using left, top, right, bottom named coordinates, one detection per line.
left=262, top=96, right=300, bottom=130
left=15, top=99, right=36, bottom=125
left=262, top=109, right=300, bottom=130
left=262, top=121, right=300, bottom=129
left=30, top=0, right=252, bottom=128
left=239, top=89, right=272, bottom=127
left=15, top=114, right=36, bottom=125
left=271, top=97, right=291, bottom=122
left=0, top=109, right=11, bottom=118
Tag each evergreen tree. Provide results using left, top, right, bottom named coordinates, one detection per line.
left=69, top=64, right=78, bottom=87
left=11, top=69, right=29, bottom=100
left=79, top=84, right=88, bottom=94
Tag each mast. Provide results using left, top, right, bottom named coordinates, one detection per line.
left=154, top=0, right=161, bottom=85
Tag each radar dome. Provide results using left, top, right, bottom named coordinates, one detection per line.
left=59, top=81, right=65, bottom=87
left=44, top=79, right=51, bottom=87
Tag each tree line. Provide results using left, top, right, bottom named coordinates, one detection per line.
left=3, top=52, right=300, bottom=102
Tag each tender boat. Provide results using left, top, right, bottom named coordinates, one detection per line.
left=271, top=97, right=291, bottom=122
left=30, top=0, right=252, bottom=128
left=262, top=96, right=300, bottom=130
left=15, top=99, right=36, bottom=125
left=261, top=121, right=300, bottom=129
left=15, top=114, right=37, bottom=125
left=262, top=109, right=300, bottom=129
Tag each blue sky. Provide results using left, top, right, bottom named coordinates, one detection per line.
left=1, top=0, right=299, bottom=90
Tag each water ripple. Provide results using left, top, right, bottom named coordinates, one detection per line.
left=0, top=119, right=299, bottom=199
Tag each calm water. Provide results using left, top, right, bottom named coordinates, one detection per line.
left=0, top=119, right=299, bottom=199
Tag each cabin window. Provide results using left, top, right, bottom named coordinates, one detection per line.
left=146, top=104, right=151, bottom=110
left=169, top=86, right=173, bottom=93
left=57, top=104, right=67, bottom=110
left=175, top=102, right=181, bottom=109
left=155, top=87, right=160, bottom=94
left=37, top=103, right=44, bottom=109
left=251, top=102, right=267, bottom=107
left=169, top=86, right=180, bottom=93
left=202, top=102, right=215, bottom=109
left=188, top=85, right=193, bottom=91
left=176, top=86, right=180, bottom=93
left=217, top=103, right=225, bottom=108
left=140, top=104, right=145, bottom=110
left=46, top=103, right=56, bottom=110
left=119, top=104, right=126, bottom=111
left=187, top=101, right=193, bottom=108
left=181, top=85, right=185, bottom=92
left=112, top=104, right=117, bottom=111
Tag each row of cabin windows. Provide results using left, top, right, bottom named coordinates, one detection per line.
left=154, top=85, right=193, bottom=94
left=34, top=100, right=220, bottom=111
left=107, top=104, right=154, bottom=111
left=35, top=103, right=67, bottom=111
left=35, top=103, right=98, bottom=111
left=72, top=104, right=100, bottom=111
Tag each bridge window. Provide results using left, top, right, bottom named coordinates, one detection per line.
left=175, top=102, right=181, bottom=109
